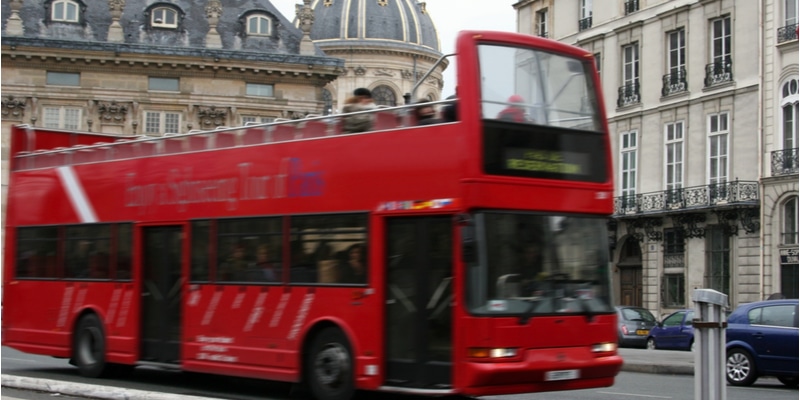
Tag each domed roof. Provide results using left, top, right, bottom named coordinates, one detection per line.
left=308, top=0, right=440, bottom=52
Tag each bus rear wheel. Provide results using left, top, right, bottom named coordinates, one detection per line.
left=306, top=327, right=355, bottom=400
left=73, top=313, right=108, bottom=378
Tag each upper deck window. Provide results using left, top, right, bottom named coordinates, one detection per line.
left=478, top=44, right=601, bottom=132
left=51, top=0, right=80, bottom=22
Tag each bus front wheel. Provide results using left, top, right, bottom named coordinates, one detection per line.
left=72, top=313, right=108, bottom=378
left=306, top=327, right=355, bottom=400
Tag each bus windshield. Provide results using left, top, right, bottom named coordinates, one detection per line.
left=478, top=44, right=601, bottom=131
left=467, top=211, right=613, bottom=316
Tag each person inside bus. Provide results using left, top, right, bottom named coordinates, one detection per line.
left=339, top=243, right=366, bottom=284
left=220, top=244, right=248, bottom=281
left=67, top=240, right=92, bottom=278
left=341, top=88, right=376, bottom=133
left=497, top=94, right=531, bottom=123
left=415, top=101, right=442, bottom=125
left=249, top=244, right=279, bottom=282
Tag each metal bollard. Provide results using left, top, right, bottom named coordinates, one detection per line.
left=692, top=288, right=729, bottom=400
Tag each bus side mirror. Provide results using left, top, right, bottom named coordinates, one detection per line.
left=461, top=225, right=476, bottom=263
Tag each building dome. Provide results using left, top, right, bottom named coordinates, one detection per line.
left=309, top=0, right=440, bottom=53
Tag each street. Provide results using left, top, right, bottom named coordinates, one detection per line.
left=2, top=346, right=797, bottom=400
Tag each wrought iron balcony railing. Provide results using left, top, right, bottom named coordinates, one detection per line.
left=704, top=58, right=733, bottom=87
left=613, top=180, right=759, bottom=216
left=662, top=67, right=687, bottom=96
left=617, top=81, right=640, bottom=108
left=625, top=0, right=639, bottom=15
left=579, top=17, right=593, bottom=31
left=771, top=148, right=799, bottom=176
left=778, top=23, right=799, bottom=43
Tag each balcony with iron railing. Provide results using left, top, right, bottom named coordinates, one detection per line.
left=624, top=0, right=639, bottom=15
left=778, top=23, right=798, bottom=43
left=614, top=180, right=759, bottom=216
left=579, top=16, right=592, bottom=31
left=704, top=58, right=733, bottom=87
left=662, top=67, right=687, bottom=97
left=617, top=81, right=640, bottom=108
left=771, top=148, right=799, bottom=176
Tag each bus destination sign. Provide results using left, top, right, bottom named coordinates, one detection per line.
left=504, top=148, right=589, bottom=176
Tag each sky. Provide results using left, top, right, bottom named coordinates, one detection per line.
left=272, top=0, right=518, bottom=97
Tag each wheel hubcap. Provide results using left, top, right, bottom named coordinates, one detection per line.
left=314, top=343, right=349, bottom=387
left=727, top=353, right=750, bottom=381
left=78, top=327, right=101, bottom=364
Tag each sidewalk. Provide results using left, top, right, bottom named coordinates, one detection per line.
left=1, top=348, right=695, bottom=399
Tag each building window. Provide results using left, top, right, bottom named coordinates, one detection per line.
left=665, top=121, right=684, bottom=190
left=246, top=14, right=272, bottom=36
left=662, top=274, right=685, bottom=307
left=782, top=79, right=799, bottom=150
left=708, top=113, right=729, bottom=191
left=663, top=29, right=687, bottom=96
left=784, top=197, right=799, bottom=245
left=618, top=43, right=640, bottom=107
left=151, top=6, right=178, bottom=28
left=536, top=9, right=548, bottom=38
left=579, top=0, right=593, bottom=31
left=245, top=83, right=274, bottom=97
left=779, top=0, right=799, bottom=42
left=706, top=16, right=733, bottom=86
left=372, top=85, right=396, bottom=107
left=51, top=0, right=80, bottom=22
left=625, top=0, right=639, bottom=15
left=242, top=116, right=275, bottom=125
left=43, top=106, right=81, bottom=130
left=322, top=88, right=333, bottom=115
left=663, top=228, right=686, bottom=306
left=46, top=71, right=80, bottom=86
left=148, top=77, right=179, bottom=92
left=620, top=131, right=637, bottom=210
left=706, top=226, right=730, bottom=296
left=144, top=111, right=181, bottom=135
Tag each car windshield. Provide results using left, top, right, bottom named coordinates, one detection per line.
left=622, top=308, right=656, bottom=322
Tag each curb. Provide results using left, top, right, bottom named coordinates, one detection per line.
left=621, top=363, right=694, bottom=375
left=1, top=375, right=224, bottom=400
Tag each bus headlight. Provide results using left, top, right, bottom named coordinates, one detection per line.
left=468, top=347, right=518, bottom=359
left=591, top=342, right=617, bottom=353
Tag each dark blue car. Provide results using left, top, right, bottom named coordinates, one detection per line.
left=726, top=299, right=798, bottom=387
left=646, top=309, right=695, bottom=351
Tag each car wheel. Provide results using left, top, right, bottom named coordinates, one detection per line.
left=777, top=376, right=799, bottom=388
left=646, top=337, right=656, bottom=350
left=726, top=348, right=757, bottom=386
left=306, top=327, right=355, bottom=400
left=73, top=313, right=109, bottom=378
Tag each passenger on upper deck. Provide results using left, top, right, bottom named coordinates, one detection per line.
left=415, top=101, right=442, bottom=125
left=342, top=88, right=377, bottom=133
left=497, top=94, right=531, bottom=123
left=441, top=87, right=458, bottom=122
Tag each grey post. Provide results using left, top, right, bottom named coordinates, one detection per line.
left=692, top=288, right=729, bottom=400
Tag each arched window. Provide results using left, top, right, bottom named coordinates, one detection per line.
left=151, top=6, right=179, bottom=29
left=781, top=78, right=798, bottom=151
left=51, top=0, right=80, bottom=22
left=372, top=85, right=396, bottom=107
left=322, top=89, right=333, bottom=115
left=246, top=14, right=272, bottom=36
left=784, top=196, right=798, bottom=245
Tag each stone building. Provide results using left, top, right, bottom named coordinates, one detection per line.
left=303, top=0, right=446, bottom=112
left=514, top=0, right=798, bottom=315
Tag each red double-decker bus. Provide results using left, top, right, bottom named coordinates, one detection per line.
left=3, top=31, right=621, bottom=400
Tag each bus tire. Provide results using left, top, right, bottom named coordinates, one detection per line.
left=306, top=327, right=355, bottom=400
left=73, top=313, right=108, bottom=378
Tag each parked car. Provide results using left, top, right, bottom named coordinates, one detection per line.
left=725, top=299, right=798, bottom=387
left=646, top=309, right=695, bottom=351
left=615, top=306, right=658, bottom=348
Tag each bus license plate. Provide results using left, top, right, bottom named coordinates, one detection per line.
left=636, top=329, right=649, bottom=336
left=545, top=369, right=579, bottom=381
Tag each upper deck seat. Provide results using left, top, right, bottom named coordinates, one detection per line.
left=242, top=128, right=267, bottom=145
left=374, top=111, right=399, bottom=130
left=189, top=134, right=210, bottom=151
left=272, top=124, right=296, bottom=142
left=215, top=131, right=237, bottom=148
left=301, top=120, right=328, bottom=139
left=163, top=135, right=185, bottom=154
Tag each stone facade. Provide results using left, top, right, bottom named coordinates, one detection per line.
left=514, top=0, right=798, bottom=315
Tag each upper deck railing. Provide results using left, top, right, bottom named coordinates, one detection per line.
left=11, top=99, right=457, bottom=172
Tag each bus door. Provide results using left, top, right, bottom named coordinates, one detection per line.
left=385, top=216, right=453, bottom=388
left=140, top=225, right=183, bottom=364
